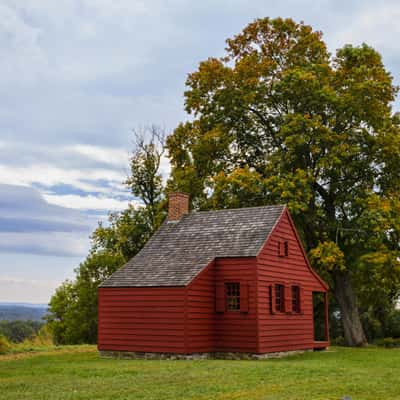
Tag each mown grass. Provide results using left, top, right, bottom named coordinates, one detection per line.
left=0, top=346, right=399, bottom=400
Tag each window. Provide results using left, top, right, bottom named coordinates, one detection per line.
left=292, top=286, right=301, bottom=313
left=226, top=283, right=240, bottom=311
left=275, top=284, right=285, bottom=312
left=278, top=241, right=289, bottom=257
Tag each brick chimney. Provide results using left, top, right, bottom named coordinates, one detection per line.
left=168, top=192, right=190, bottom=221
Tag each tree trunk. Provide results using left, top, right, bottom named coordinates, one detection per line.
left=333, top=271, right=367, bottom=346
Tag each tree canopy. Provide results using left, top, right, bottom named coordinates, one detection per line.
left=166, top=17, right=400, bottom=346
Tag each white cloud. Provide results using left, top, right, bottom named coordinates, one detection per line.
left=0, top=3, right=49, bottom=86
left=329, top=2, right=400, bottom=56
left=68, top=144, right=129, bottom=168
left=0, top=163, right=124, bottom=193
left=0, top=140, right=162, bottom=212
left=43, top=193, right=135, bottom=211
left=0, top=160, right=133, bottom=212
left=0, top=231, right=90, bottom=257
left=160, top=154, right=171, bottom=181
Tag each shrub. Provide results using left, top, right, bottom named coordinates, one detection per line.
left=11, top=325, right=54, bottom=354
left=31, top=325, right=53, bottom=346
left=360, top=310, right=384, bottom=341
left=374, top=337, right=400, bottom=348
left=0, top=320, right=44, bottom=343
left=385, top=310, right=400, bottom=338
left=330, top=336, right=345, bottom=346
left=0, top=334, right=11, bottom=354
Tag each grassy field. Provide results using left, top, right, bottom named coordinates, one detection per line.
left=0, top=346, right=399, bottom=400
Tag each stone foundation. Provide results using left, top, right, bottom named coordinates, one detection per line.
left=99, top=349, right=314, bottom=360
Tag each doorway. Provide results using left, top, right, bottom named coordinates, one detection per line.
left=313, top=292, right=328, bottom=342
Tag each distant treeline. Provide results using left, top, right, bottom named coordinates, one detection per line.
left=0, top=305, right=47, bottom=322
left=0, top=320, right=44, bottom=343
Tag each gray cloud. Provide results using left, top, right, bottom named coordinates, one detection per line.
left=0, top=0, right=398, bottom=149
left=0, top=184, right=93, bottom=256
left=0, top=184, right=87, bottom=219
left=0, top=217, right=87, bottom=233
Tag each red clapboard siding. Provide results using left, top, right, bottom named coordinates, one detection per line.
left=256, top=209, right=327, bottom=354
left=185, top=257, right=258, bottom=353
left=214, top=257, right=258, bottom=353
left=98, top=207, right=328, bottom=356
left=186, top=261, right=216, bottom=353
left=98, top=286, right=186, bottom=353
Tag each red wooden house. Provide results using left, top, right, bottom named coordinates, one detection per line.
left=98, top=193, right=329, bottom=357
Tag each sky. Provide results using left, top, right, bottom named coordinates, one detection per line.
left=1, top=0, right=400, bottom=304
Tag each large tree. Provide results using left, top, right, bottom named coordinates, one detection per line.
left=167, top=18, right=400, bottom=346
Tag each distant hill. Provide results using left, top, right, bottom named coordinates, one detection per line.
left=0, top=303, right=48, bottom=321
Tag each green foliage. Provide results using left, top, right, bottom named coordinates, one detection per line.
left=0, top=320, right=44, bottom=343
left=0, top=325, right=55, bottom=355
left=361, top=309, right=385, bottom=341
left=210, top=167, right=267, bottom=209
left=31, top=325, right=54, bottom=347
left=361, top=308, right=400, bottom=342
left=93, top=205, right=156, bottom=261
left=1, top=347, right=400, bottom=399
left=46, top=281, right=75, bottom=345
left=46, top=251, right=125, bottom=345
left=330, top=336, right=345, bottom=346
left=386, top=309, right=400, bottom=338
left=374, top=337, right=400, bottom=348
left=0, top=334, right=10, bottom=354
left=167, top=17, right=400, bottom=345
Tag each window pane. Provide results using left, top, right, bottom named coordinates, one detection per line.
left=278, top=241, right=289, bottom=257
left=292, top=286, right=300, bottom=313
left=284, top=241, right=289, bottom=257
left=275, top=284, right=284, bottom=312
left=225, top=283, right=240, bottom=311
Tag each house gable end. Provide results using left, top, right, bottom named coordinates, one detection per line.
left=255, top=208, right=329, bottom=354
left=257, top=208, right=328, bottom=292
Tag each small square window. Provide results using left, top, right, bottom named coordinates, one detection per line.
left=275, top=284, right=285, bottom=312
left=226, top=283, right=240, bottom=311
left=292, top=286, right=301, bottom=313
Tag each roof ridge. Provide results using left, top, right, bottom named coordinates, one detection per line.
left=100, top=203, right=286, bottom=288
left=191, top=204, right=286, bottom=214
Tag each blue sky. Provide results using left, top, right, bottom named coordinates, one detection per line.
left=1, top=0, right=400, bottom=303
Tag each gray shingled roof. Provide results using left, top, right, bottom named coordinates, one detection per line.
left=100, top=204, right=285, bottom=287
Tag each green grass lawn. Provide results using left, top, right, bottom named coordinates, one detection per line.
left=0, top=346, right=399, bottom=400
